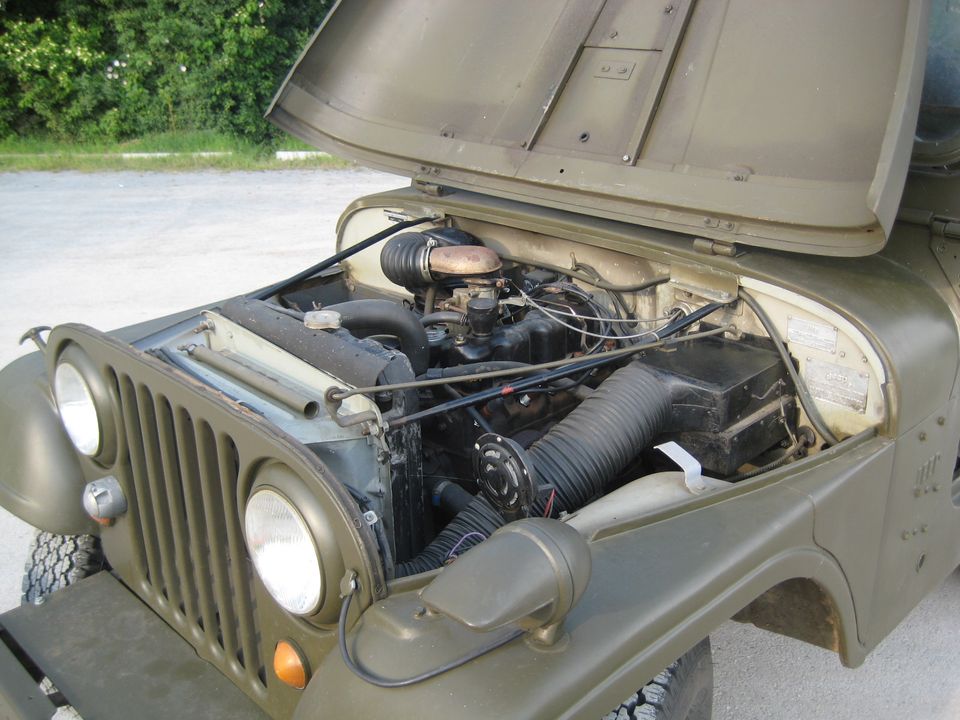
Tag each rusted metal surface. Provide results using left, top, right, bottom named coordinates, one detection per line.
left=428, top=245, right=502, bottom=277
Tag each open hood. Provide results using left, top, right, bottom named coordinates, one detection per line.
left=268, top=0, right=928, bottom=257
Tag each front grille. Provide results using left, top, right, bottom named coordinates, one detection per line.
left=50, top=323, right=386, bottom=718
left=111, top=369, right=267, bottom=694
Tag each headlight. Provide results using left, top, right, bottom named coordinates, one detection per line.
left=53, top=361, right=101, bottom=456
left=244, top=488, right=323, bottom=615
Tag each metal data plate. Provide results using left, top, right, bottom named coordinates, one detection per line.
left=787, top=316, right=838, bottom=354
left=804, top=357, right=869, bottom=414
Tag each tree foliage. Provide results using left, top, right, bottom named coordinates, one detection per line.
left=0, top=0, right=332, bottom=142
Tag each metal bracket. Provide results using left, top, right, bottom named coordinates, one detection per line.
left=670, top=262, right=739, bottom=303
left=18, top=326, right=51, bottom=353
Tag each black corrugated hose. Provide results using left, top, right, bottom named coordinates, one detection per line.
left=528, top=363, right=671, bottom=515
left=394, top=495, right=505, bottom=577
left=393, top=362, right=671, bottom=577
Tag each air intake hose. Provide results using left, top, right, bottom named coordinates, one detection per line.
left=380, top=232, right=433, bottom=289
left=394, top=495, right=504, bottom=577
left=528, top=363, right=671, bottom=515
left=394, top=362, right=671, bottom=577
left=380, top=230, right=501, bottom=290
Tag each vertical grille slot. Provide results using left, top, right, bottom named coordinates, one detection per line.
left=215, top=433, right=262, bottom=675
left=154, top=395, right=198, bottom=627
left=113, top=371, right=266, bottom=692
left=135, top=385, right=181, bottom=608
left=196, top=420, right=241, bottom=663
left=171, top=409, right=218, bottom=647
left=116, top=374, right=159, bottom=586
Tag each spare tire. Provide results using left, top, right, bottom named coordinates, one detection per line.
left=603, top=638, right=713, bottom=720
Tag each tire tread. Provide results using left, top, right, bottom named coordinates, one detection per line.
left=602, top=638, right=713, bottom=720
left=21, top=531, right=105, bottom=604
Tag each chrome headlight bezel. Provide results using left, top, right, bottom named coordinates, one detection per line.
left=52, top=343, right=117, bottom=464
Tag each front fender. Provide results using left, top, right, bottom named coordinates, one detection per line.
left=293, top=436, right=897, bottom=720
left=0, top=352, right=96, bottom=535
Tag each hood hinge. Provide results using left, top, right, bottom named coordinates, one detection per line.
left=693, top=237, right=740, bottom=257
left=898, top=208, right=960, bottom=239
left=412, top=179, right=450, bottom=197
left=931, top=218, right=960, bottom=240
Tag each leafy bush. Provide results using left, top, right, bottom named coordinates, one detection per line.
left=0, top=0, right=332, bottom=143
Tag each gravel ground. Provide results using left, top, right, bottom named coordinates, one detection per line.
left=1, top=170, right=958, bottom=719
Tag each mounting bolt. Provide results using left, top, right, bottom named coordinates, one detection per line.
left=919, top=431, right=927, bottom=441
left=937, top=416, right=946, bottom=426
left=622, top=154, right=631, bottom=163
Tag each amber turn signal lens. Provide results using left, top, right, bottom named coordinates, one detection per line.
left=274, top=639, right=309, bottom=689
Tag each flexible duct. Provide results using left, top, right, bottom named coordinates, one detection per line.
left=528, top=363, right=671, bottom=515
left=380, top=231, right=501, bottom=290
left=395, top=495, right=505, bottom=577
left=394, top=362, right=671, bottom=577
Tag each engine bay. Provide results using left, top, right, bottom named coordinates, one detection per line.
left=143, top=211, right=887, bottom=580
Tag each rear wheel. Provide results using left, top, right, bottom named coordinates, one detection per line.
left=21, top=531, right=106, bottom=604
left=604, top=638, right=713, bottom=720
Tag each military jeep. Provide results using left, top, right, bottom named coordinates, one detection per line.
left=2, top=1, right=959, bottom=718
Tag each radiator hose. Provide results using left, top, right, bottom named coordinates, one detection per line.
left=394, top=362, right=671, bottom=577
left=324, top=300, right=430, bottom=376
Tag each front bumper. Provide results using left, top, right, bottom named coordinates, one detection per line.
left=0, top=573, right=267, bottom=720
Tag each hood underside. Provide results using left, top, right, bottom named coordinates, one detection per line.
left=268, top=0, right=928, bottom=257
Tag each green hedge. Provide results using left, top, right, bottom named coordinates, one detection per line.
left=0, top=0, right=332, bottom=143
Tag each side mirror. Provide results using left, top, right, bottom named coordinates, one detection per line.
left=419, top=518, right=591, bottom=645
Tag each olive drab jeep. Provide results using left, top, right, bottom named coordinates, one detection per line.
left=2, top=1, right=959, bottom=719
